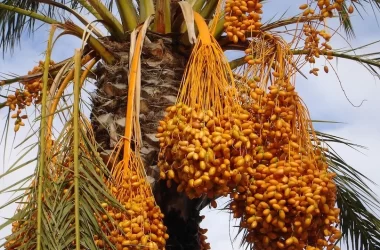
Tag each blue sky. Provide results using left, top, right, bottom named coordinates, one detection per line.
left=1, top=1, right=380, bottom=249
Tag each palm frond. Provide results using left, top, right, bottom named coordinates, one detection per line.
left=37, top=0, right=104, bottom=38
left=34, top=115, right=124, bottom=249
left=86, top=0, right=124, bottom=38
left=336, top=0, right=380, bottom=37
left=73, top=48, right=82, bottom=250
left=334, top=0, right=355, bottom=38
left=35, top=25, right=55, bottom=250
left=352, top=0, right=380, bottom=21
left=294, top=42, right=380, bottom=78
left=315, top=129, right=380, bottom=250
left=0, top=0, right=82, bottom=54
left=0, top=114, right=125, bottom=249
left=0, top=30, right=124, bottom=248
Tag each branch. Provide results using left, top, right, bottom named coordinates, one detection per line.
left=229, top=57, right=246, bottom=70
left=0, top=3, right=60, bottom=24
left=229, top=49, right=380, bottom=71
left=36, top=25, right=56, bottom=250
left=73, top=49, right=82, bottom=250
left=214, top=16, right=224, bottom=39
left=77, top=0, right=103, bottom=20
left=86, top=0, right=124, bottom=39
left=200, top=0, right=219, bottom=19
left=0, top=50, right=95, bottom=86
left=138, top=0, right=155, bottom=23
left=0, top=2, right=62, bottom=54
left=153, top=0, right=171, bottom=33
left=61, top=22, right=116, bottom=64
left=37, top=0, right=103, bottom=37
left=292, top=49, right=380, bottom=70
left=116, top=0, right=138, bottom=31
left=260, top=15, right=323, bottom=32
left=214, top=15, right=324, bottom=40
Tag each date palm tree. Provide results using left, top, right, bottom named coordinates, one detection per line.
left=0, top=0, right=380, bottom=249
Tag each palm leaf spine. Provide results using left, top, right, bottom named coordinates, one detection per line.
left=73, top=49, right=82, bottom=250
left=36, top=25, right=56, bottom=250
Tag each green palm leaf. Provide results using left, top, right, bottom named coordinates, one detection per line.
left=315, top=129, right=380, bottom=250
left=0, top=0, right=81, bottom=54
left=0, top=37, right=125, bottom=249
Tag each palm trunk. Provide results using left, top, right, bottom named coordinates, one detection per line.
left=90, top=32, right=204, bottom=250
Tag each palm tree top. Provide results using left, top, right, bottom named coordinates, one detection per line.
left=0, top=1, right=380, bottom=250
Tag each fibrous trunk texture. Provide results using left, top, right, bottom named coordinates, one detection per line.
left=90, top=33, right=204, bottom=250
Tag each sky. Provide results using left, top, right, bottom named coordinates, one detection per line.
left=0, top=1, right=380, bottom=250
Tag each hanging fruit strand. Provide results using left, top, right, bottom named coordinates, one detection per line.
left=230, top=33, right=340, bottom=250
left=176, top=11, right=237, bottom=117
left=92, top=17, right=169, bottom=250
left=157, top=11, right=251, bottom=199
